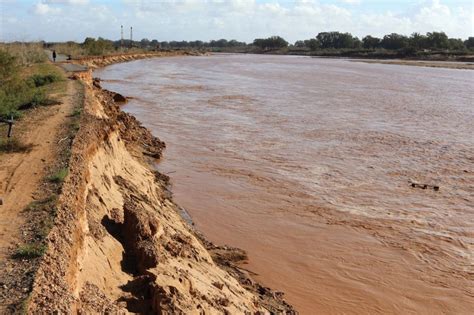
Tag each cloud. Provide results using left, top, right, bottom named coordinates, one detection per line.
left=45, top=0, right=90, bottom=4
left=340, top=0, right=361, bottom=4
left=34, top=2, right=61, bottom=15
left=1, top=0, right=472, bottom=42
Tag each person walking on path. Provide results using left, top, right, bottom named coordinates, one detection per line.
left=52, top=50, right=57, bottom=62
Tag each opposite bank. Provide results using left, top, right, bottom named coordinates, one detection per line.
left=27, top=53, right=295, bottom=314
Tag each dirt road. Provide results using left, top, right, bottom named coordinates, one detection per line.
left=0, top=74, right=77, bottom=312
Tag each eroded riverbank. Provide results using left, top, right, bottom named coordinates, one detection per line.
left=96, top=54, right=474, bottom=314
left=26, top=54, right=293, bottom=313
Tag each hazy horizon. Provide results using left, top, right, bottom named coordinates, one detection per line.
left=0, top=0, right=473, bottom=43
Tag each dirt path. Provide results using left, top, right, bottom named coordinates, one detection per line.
left=0, top=77, right=75, bottom=270
left=0, top=74, right=77, bottom=314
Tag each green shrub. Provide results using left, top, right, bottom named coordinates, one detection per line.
left=48, top=168, right=68, bottom=183
left=68, top=107, right=82, bottom=118
left=30, top=90, right=46, bottom=106
left=28, top=74, right=60, bottom=87
left=25, top=195, right=57, bottom=212
left=13, top=243, right=46, bottom=259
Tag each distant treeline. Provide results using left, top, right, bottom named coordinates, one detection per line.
left=293, top=32, right=473, bottom=51
left=42, top=31, right=473, bottom=58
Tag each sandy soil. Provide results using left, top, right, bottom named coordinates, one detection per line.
left=76, top=51, right=202, bottom=69
left=351, top=58, right=474, bottom=69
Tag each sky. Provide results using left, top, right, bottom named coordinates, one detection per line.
left=0, top=0, right=473, bottom=43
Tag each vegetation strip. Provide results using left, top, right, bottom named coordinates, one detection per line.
left=0, top=44, right=85, bottom=312
left=47, top=31, right=474, bottom=62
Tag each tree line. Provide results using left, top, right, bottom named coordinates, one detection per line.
left=48, top=31, right=473, bottom=57
left=293, top=31, right=473, bottom=51
left=145, top=32, right=473, bottom=51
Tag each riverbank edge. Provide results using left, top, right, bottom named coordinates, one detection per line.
left=26, top=52, right=295, bottom=313
left=209, top=50, right=474, bottom=70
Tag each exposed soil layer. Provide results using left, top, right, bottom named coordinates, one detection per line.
left=27, top=59, right=294, bottom=313
left=75, top=51, right=203, bottom=69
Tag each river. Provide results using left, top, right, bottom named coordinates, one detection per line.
left=95, top=54, right=474, bottom=314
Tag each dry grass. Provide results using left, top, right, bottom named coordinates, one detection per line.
left=0, top=138, right=33, bottom=153
left=0, top=42, right=47, bottom=66
left=50, top=42, right=85, bottom=58
left=13, top=243, right=47, bottom=259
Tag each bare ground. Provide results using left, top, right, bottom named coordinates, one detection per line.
left=0, top=77, right=83, bottom=313
left=351, top=58, right=474, bottom=70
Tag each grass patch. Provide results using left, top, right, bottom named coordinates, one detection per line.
left=48, top=168, right=68, bottom=183
left=0, top=42, right=47, bottom=66
left=38, top=216, right=55, bottom=239
left=0, top=138, right=33, bottom=153
left=71, top=107, right=82, bottom=117
left=24, top=195, right=57, bottom=212
left=18, top=90, right=61, bottom=110
left=70, top=121, right=81, bottom=133
left=0, top=50, right=66, bottom=119
left=13, top=243, right=46, bottom=259
left=28, top=74, right=61, bottom=87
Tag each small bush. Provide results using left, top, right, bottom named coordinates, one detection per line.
left=28, top=74, right=60, bottom=87
left=48, top=168, right=68, bottom=183
left=13, top=243, right=46, bottom=259
left=30, top=90, right=46, bottom=106
left=25, top=195, right=57, bottom=212
left=18, top=90, right=60, bottom=110
left=0, top=138, right=33, bottom=153
left=71, top=108, right=82, bottom=117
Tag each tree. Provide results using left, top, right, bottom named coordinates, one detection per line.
left=362, top=35, right=381, bottom=49
left=294, top=40, right=306, bottom=48
left=464, top=37, right=474, bottom=50
left=150, top=39, right=159, bottom=48
left=381, top=33, right=409, bottom=50
left=426, top=32, right=449, bottom=49
left=140, top=38, right=150, bottom=48
left=306, top=38, right=320, bottom=50
left=448, top=38, right=465, bottom=50
left=253, top=36, right=288, bottom=50
left=409, top=32, right=428, bottom=50
left=352, top=37, right=362, bottom=49
left=316, top=32, right=358, bottom=49
left=214, top=39, right=228, bottom=47
left=83, top=37, right=114, bottom=55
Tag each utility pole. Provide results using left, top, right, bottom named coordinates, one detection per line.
left=130, top=26, right=133, bottom=48
left=121, top=25, right=124, bottom=50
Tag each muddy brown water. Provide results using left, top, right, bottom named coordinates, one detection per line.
left=95, top=54, right=474, bottom=314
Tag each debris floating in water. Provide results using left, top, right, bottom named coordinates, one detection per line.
left=410, top=182, right=440, bottom=191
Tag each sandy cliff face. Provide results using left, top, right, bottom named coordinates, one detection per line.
left=76, top=51, right=202, bottom=69
left=27, top=64, right=294, bottom=313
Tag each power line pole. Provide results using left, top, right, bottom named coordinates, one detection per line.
left=130, top=26, right=133, bottom=48
left=121, top=25, right=124, bottom=50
